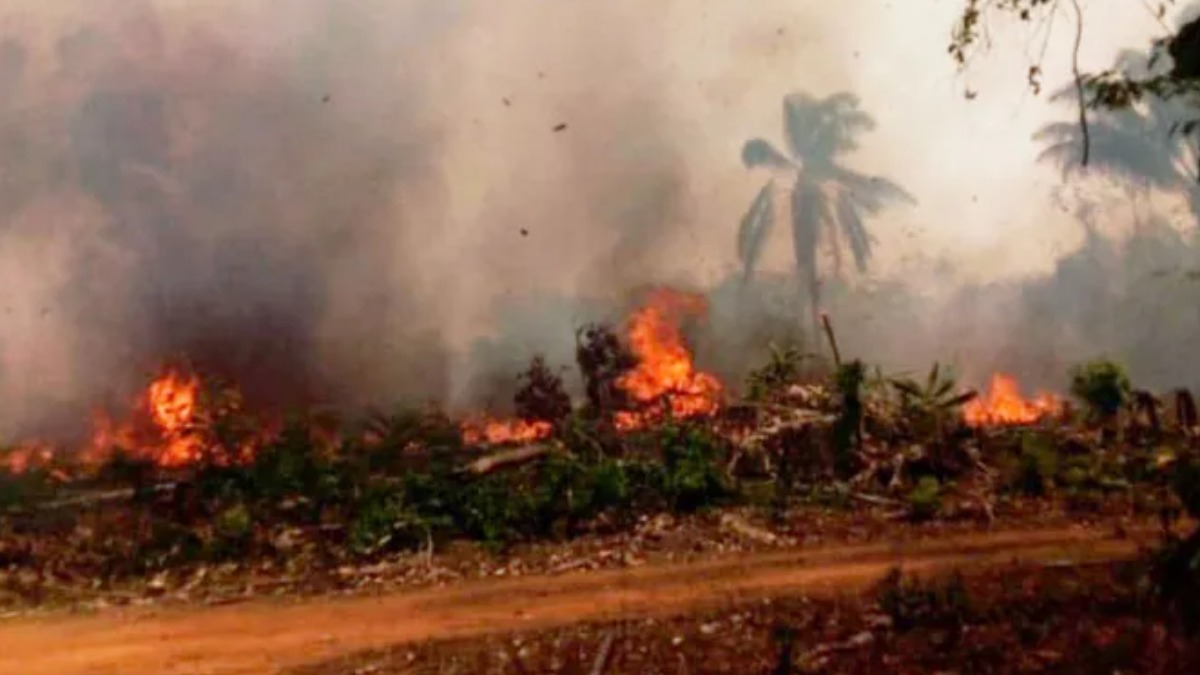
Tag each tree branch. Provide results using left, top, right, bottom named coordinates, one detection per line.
left=1068, top=0, right=1091, bottom=167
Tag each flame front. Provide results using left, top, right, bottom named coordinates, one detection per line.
left=85, top=368, right=207, bottom=467
left=144, top=370, right=204, bottom=466
left=614, top=289, right=722, bottom=430
left=963, top=373, right=1061, bottom=427
left=461, top=417, right=553, bottom=446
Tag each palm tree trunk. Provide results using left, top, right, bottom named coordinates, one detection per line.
left=807, top=273, right=822, bottom=355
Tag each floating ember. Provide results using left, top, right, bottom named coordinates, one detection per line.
left=614, top=288, right=723, bottom=430
left=963, top=373, right=1061, bottom=427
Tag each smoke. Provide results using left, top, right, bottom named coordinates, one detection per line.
left=0, top=0, right=1195, bottom=443
left=0, top=0, right=464, bottom=438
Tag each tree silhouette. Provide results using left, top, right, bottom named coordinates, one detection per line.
left=737, top=91, right=914, bottom=340
left=1036, top=46, right=1200, bottom=223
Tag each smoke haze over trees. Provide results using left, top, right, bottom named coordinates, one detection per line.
left=1, top=0, right=1199, bottom=441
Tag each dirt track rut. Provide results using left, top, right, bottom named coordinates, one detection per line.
left=0, top=524, right=1159, bottom=675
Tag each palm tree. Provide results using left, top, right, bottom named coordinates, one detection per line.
left=1036, top=49, right=1200, bottom=222
left=737, top=91, right=914, bottom=342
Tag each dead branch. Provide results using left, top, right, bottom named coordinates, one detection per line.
left=820, top=312, right=842, bottom=368
left=14, top=482, right=179, bottom=513
left=1068, top=0, right=1090, bottom=166
left=589, top=631, right=616, bottom=675
left=850, top=492, right=902, bottom=508
left=460, top=444, right=554, bottom=476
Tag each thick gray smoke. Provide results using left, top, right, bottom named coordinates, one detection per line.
left=1, top=0, right=1195, bottom=445
left=0, top=0, right=703, bottom=440
left=0, top=1, right=460, bottom=438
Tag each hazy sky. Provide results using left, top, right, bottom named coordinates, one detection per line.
left=429, top=0, right=1170, bottom=312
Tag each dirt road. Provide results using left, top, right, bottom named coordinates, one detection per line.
left=0, top=524, right=1160, bottom=675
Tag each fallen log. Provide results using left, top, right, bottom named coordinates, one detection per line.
left=459, top=443, right=555, bottom=476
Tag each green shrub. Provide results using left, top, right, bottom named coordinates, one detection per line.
left=908, top=476, right=941, bottom=521
left=744, top=342, right=809, bottom=402
left=658, top=423, right=730, bottom=512
left=456, top=475, right=537, bottom=548
left=1069, top=359, right=1131, bottom=420
left=209, top=502, right=255, bottom=559
left=1015, top=431, right=1059, bottom=496
left=348, top=484, right=424, bottom=556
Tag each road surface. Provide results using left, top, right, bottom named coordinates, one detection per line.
left=0, top=524, right=1159, bottom=675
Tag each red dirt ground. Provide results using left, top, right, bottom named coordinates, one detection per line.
left=0, top=523, right=1161, bottom=675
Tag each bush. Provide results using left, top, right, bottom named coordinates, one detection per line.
left=348, top=483, right=426, bottom=556
left=210, top=502, right=254, bottom=559
left=908, top=476, right=942, bottom=521
left=1069, top=359, right=1131, bottom=421
left=513, top=356, right=572, bottom=427
left=1015, top=431, right=1059, bottom=496
left=657, top=423, right=730, bottom=512
left=744, top=342, right=809, bottom=402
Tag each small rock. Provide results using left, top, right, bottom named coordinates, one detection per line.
left=699, top=622, right=719, bottom=635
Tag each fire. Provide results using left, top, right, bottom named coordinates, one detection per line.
left=1, top=442, right=54, bottom=475
left=614, top=288, right=722, bottom=430
left=144, top=370, right=205, bottom=466
left=457, top=288, right=723, bottom=445
left=87, top=368, right=207, bottom=467
left=461, top=417, right=553, bottom=446
left=963, top=373, right=1062, bottom=427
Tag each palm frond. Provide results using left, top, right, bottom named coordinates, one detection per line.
left=783, top=91, right=875, bottom=161
left=741, top=138, right=796, bottom=171
left=1034, top=119, right=1183, bottom=186
left=834, top=189, right=872, bottom=272
left=737, top=182, right=775, bottom=278
left=832, top=168, right=916, bottom=212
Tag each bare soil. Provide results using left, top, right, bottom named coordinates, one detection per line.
left=0, top=522, right=1163, bottom=675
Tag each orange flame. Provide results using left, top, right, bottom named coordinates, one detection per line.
left=461, top=417, right=553, bottom=446
left=145, top=370, right=204, bottom=466
left=963, top=373, right=1062, bottom=427
left=87, top=368, right=210, bottom=468
left=614, top=288, right=722, bottom=430
left=0, top=442, right=55, bottom=475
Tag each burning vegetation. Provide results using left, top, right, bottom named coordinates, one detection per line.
left=2, top=288, right=1200, bottom=661
left=962, top=374, right=1062, bottom=427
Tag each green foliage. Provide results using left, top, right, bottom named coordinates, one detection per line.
left=210, top=502, right=254, bottom=559
left=744, top=342, right=810, bottom=402
left=908, top=476, right=942, bottom=521
left=1016, top=431, right=1060, bottom=496
left=575, top=323, right=637, bottom=416
left=1069, top=359, right=1131, bottom=420
left=890, top=362, right=976, bottom=431
left=513, top=355, right=572, bottom=427
left=656, top=423, right=731, bottom=513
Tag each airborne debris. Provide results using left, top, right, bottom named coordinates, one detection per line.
left=553, top=123, right=567, bottom=132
